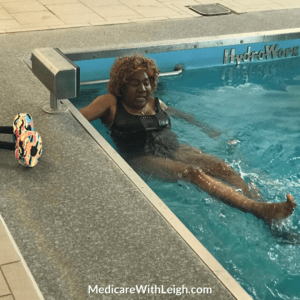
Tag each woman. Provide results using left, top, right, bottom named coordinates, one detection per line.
left=80, top=53, right=296, bottom=221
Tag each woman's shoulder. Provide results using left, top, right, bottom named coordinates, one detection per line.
left=97, top=93, right=117, bottom=105
left=80, top=93, right=117, bottom=122
left=93, top=93, right=118, bottom=113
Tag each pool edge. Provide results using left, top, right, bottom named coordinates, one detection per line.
left=63, top=28, right=300, bottom=61
left=63, top=99, right=253, bottom=300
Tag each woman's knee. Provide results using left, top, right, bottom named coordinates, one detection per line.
left=180, top=165, right=204, bottom=182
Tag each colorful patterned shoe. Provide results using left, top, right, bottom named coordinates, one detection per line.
left=12, top=113, right=34, bottom=143
left=15, top=131, right=42, bottom=167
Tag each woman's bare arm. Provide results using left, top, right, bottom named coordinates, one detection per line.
left=80, top=94, right=116, bottom=123
left=159, top=99, right=222, bottom=138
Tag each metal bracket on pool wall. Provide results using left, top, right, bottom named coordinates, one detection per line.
left=31, top=48, right=80, bottom=114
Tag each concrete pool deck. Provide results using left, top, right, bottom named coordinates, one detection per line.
left=1, top=4, right=300, bottom=300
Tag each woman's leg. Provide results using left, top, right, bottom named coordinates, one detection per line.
left=128, top=155, right=296, bottom=221
left=184, top=166, right=295, bottom=221
left=173, top=144, right=259, bottom=199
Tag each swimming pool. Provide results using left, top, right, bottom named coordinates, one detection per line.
left=69, top=55, right=300, bottom=300
left=31, top=34, right=300, bottom=300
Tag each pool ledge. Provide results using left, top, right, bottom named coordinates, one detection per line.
left=64, top=28, right=300, bottom=62
left=64, top=99, right=253, bottom=300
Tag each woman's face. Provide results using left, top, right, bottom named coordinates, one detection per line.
left=122, top=69, right=152, bottom=110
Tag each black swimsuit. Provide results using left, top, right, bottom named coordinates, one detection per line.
left=111, top=97, right=179, bottom=159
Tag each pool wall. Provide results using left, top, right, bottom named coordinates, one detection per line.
left=66, top=32, right=300, bottom=83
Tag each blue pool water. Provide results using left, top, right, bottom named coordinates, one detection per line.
left=70, top=57, right=300, bottom=300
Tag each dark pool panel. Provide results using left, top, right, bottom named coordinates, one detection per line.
left=189, top=4, right=232, bottom=16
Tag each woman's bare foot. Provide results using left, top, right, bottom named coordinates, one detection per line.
left=257, top=194, right=296, bottom=221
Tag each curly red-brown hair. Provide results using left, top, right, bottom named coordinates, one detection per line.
left=107, top=53, right=160, bottom=97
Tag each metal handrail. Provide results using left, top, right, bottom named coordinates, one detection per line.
left=80, top=69, right=183, bottom=86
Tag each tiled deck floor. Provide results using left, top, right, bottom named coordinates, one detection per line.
left=1, top=1, right=300, bottom=300
left=0, top=215, right=44, bottom=300
left=0, top=0, right=300, bottom=34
